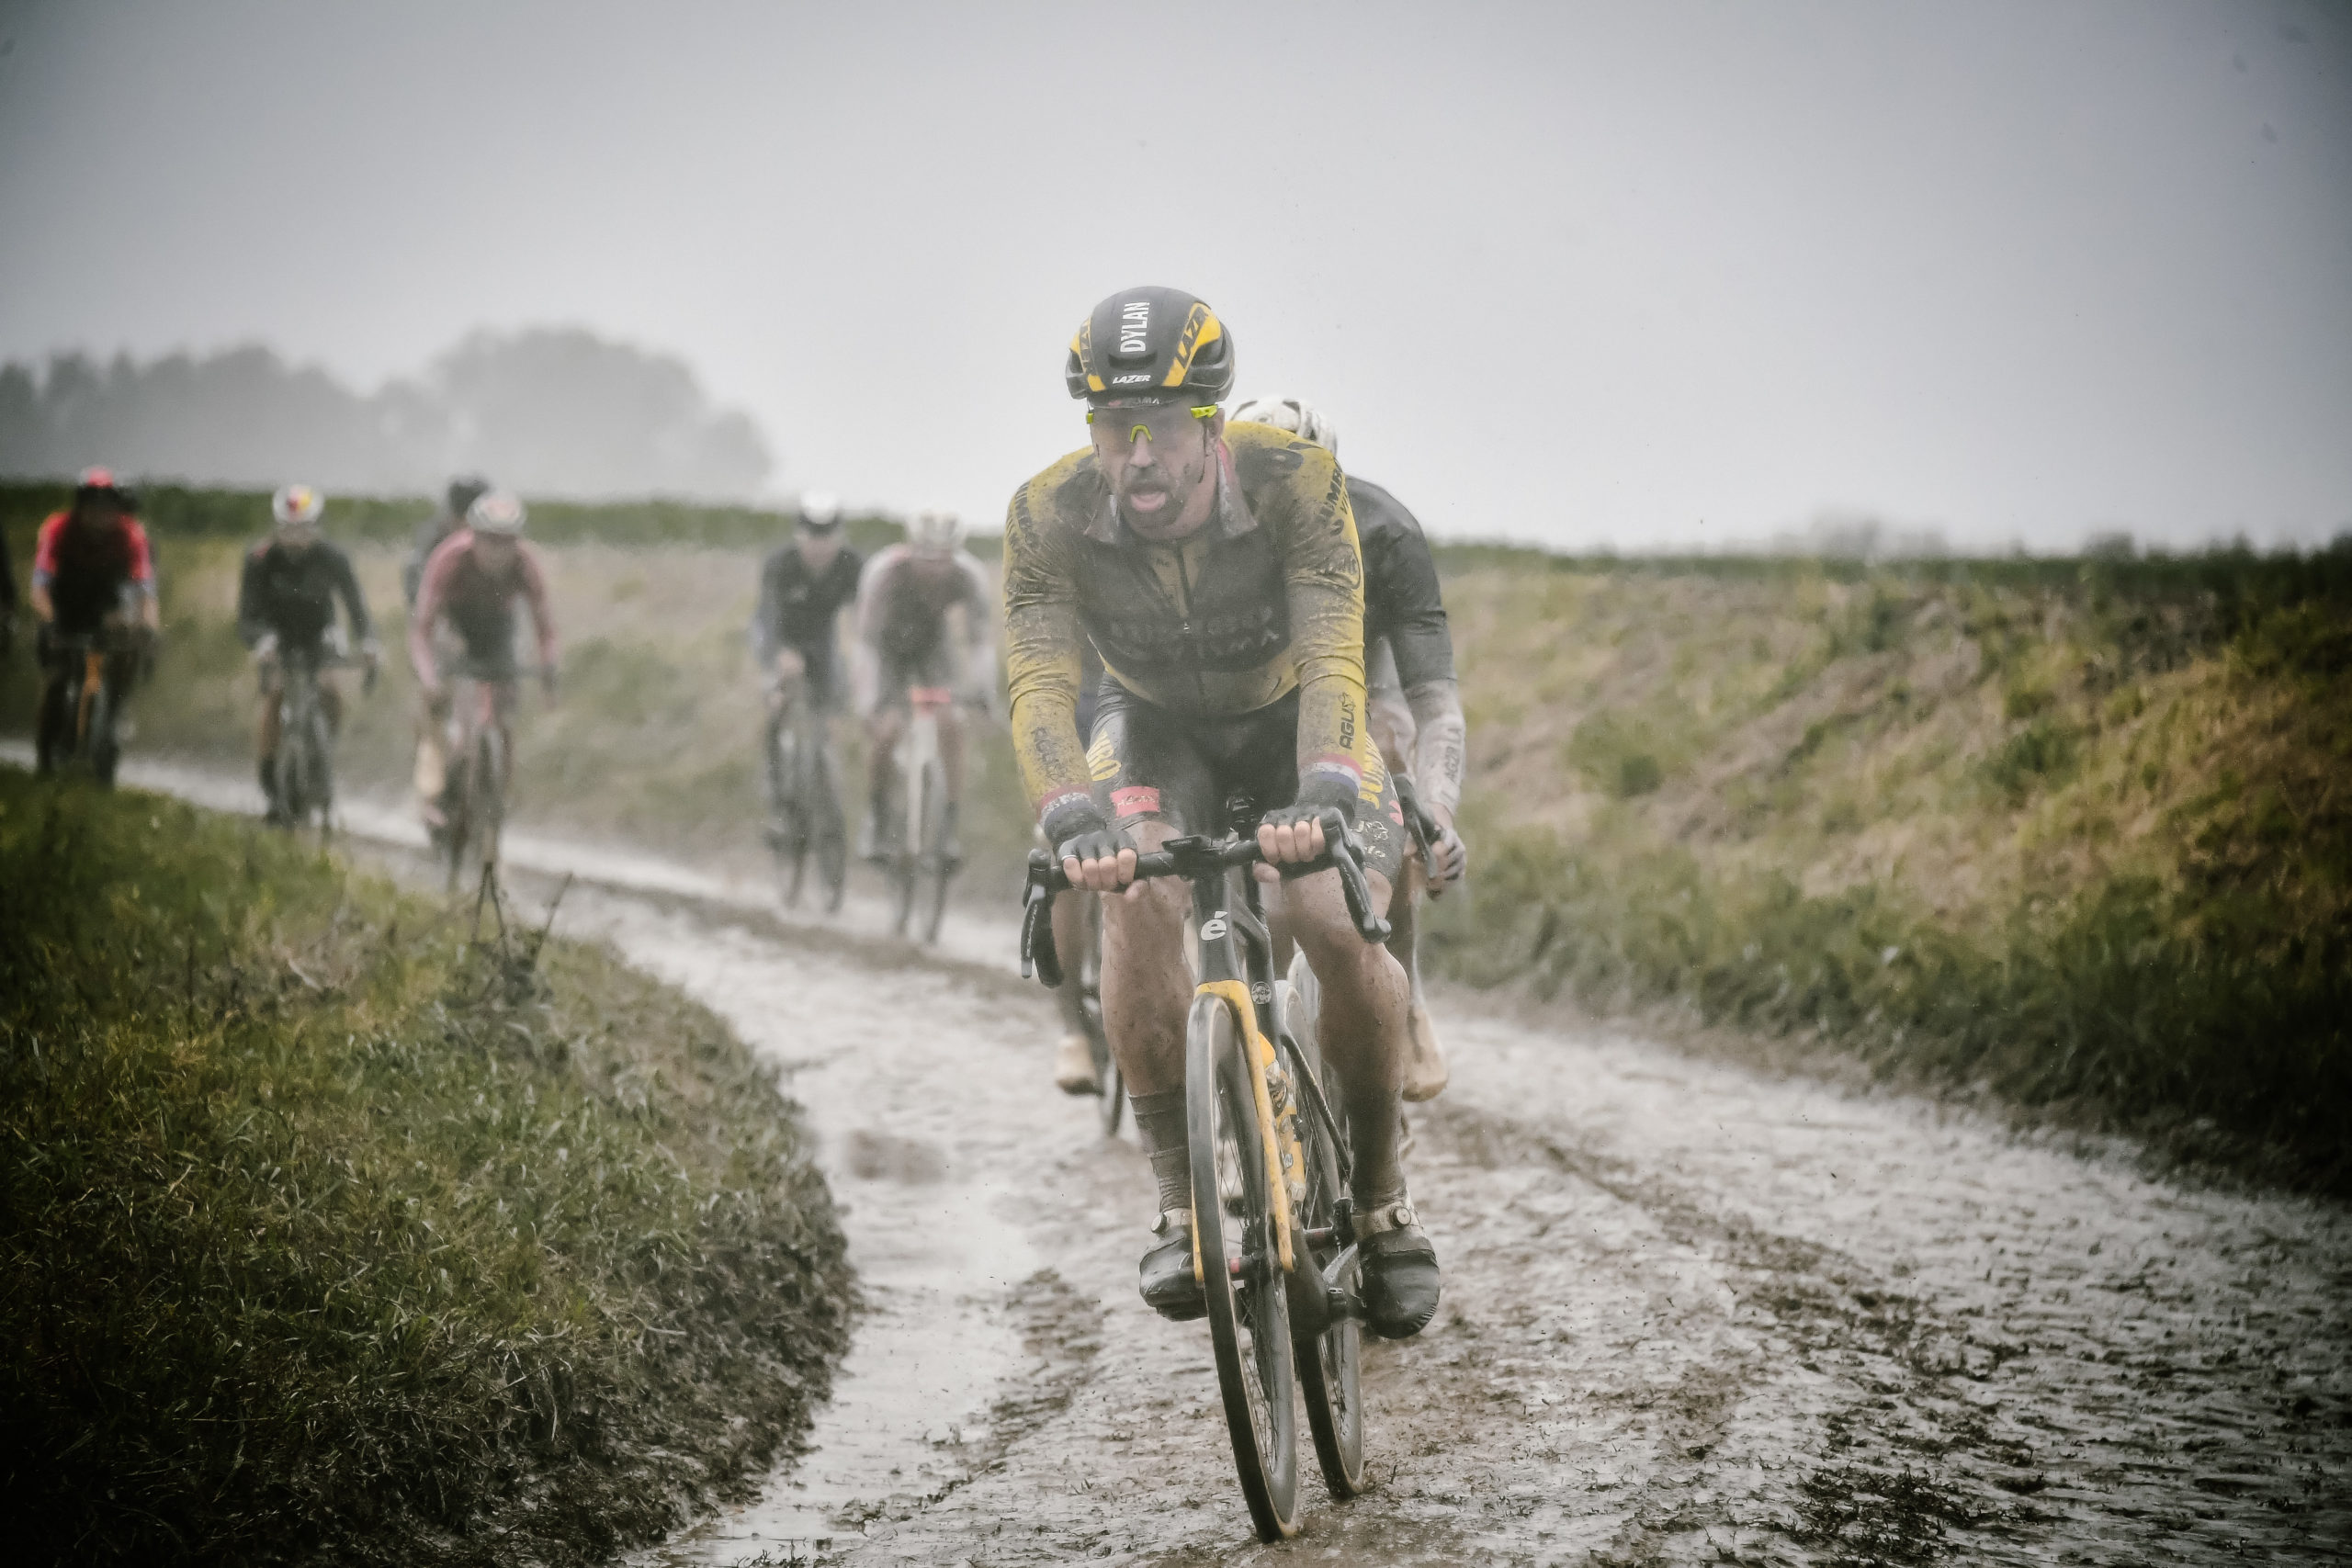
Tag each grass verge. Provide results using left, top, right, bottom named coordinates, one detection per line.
left=0, top=771, right=851, bottom=1566
left=1427, top=544, right=2352, bottom=1193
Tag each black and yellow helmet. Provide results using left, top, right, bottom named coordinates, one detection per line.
left=1064, top=286, right=1235, bottom=406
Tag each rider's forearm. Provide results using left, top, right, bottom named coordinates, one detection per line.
left=1287, top=573, right=1370, bottom=800
left=1003, top=601, right=1091, bottom=824
left=1404, top=677, right=1465, bottom=818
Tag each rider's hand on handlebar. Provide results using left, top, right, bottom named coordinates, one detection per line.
left=1052, top=803, right=1136, bottom=893
left=1423, top=805, right=1467, bottom=897
left=253, top=632, right=279, bottom=666
left=1254, top=777, right=1356, bottom=876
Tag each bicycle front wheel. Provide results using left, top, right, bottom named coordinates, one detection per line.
left=1081, top=905, right=1122, bottom=1135
left=1187, top=991, right=1301, bottom=1542
left=1282, top=955, right=1366, bottom=1497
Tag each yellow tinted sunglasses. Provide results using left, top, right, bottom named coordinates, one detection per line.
left=1086, top=404, right=1219, bottom=444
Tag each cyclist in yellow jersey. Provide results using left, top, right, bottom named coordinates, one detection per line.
left=1003, top=286, right=1440, bottom=1340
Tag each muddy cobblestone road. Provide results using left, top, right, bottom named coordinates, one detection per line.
left=565, top=887, right=2352, bottom=1567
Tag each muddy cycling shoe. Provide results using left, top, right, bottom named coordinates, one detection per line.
left=1139, top=1210, right=1206, bottom=1321
left=1054, top=1032, right=1101, bottom=1095
left=1354, top=1201, right=1442, bottom=1339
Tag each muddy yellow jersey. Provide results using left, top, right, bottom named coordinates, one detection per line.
left=1001, top=423, right=1370, bottom=823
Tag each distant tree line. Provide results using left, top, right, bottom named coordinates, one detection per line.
left=0, top=327, right=775, bottom=501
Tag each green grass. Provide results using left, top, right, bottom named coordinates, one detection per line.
left=1427, top=541, right=2352, bottom=1191
left=0, top=773, right=852, bottom=1566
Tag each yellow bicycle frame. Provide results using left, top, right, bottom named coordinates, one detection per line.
left=1192, top=977, right=1305, bottom=1279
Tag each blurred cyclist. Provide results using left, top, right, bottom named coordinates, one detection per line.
left=752, top=491, right=865, bottom=728
left=1229, top=397, right=1466, bottom=1101
left=401, top=474, right=493, bottom=608
left=853, top=509, right=995, bottom=865
left=407, top=490, right=559, bottom=830
left=28, top=467, right=159, bottom=778
left=237, top=484, right=379, bottom=822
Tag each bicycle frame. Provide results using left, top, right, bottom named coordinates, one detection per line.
left=1020, top=811, right=1388, bottom=1280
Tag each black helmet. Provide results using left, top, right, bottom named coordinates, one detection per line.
left=1065, top=286, right=1234, bottom=406
left=75, top=465, right=136, bottom=512
left=446, top=473, right=492, bottom=516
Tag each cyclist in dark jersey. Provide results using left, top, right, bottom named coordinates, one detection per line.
left=401, top=475, right=492, bottom=608
left=1231, top=398, right=1467, bottom=1101
left=29, top=467, right=159, bottom=776
left=237, top=484, right=378, bottom=821
left=752, top=493, right=865, bottom=711
left=753, top=492, right=865, bottom=846
left=1005, top=286, right=1439, bottom=1341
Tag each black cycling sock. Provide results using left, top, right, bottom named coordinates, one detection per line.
left=1347, top=1082, right=1408, bottom=1212
left=1128, top=1089, right=1193, bottom=1216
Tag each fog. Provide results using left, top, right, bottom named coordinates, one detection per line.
left=2, top=0, right=2346, bottom=549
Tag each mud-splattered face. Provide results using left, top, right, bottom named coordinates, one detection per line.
left=1091, top=405, right=1224, bottom=541
left=795, top=525, right=842, bottom=572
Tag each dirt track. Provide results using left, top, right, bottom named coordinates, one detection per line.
left=40, top=751, right=2352, bottom=1564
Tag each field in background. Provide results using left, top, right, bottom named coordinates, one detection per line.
left=5, top=482, right=2345, bottom=1189
left=1425, top=545, right=2350, bottom=1190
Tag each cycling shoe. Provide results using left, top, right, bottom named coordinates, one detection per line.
left=1355, top=1201, right=1441, bottom=1339
left=1139, top=1210, right=1206, bottom=1321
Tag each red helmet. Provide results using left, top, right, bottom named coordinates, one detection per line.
left=75, top=466, right=137, bottom=510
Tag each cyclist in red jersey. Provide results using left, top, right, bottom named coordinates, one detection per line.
left=852, top=509, right=995, bottom=864
left=29, top=467, right=160, bottom=776
left=406, top=491, right=559, bottom=828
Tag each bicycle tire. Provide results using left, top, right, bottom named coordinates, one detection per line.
left=442, top=716, right=471, bottom=893
left=813, top=744, right=847, bottom=914
left=309, top=704, right=337, bottom=830
left=1282, top=956, right=1367, bottom=1497
left=1187, top=991, right=1302, bottom=1542
left=918, top=756, right=951, bottom=944
left=1080, top=907, right=1123, bottom=1135
left=278, top=696, right=312, bottom=828
left=771, top=723, right=811, bottom=907
left=475, top=726, right=505, bottom=880
left=87, top=680, right=119, bottom=789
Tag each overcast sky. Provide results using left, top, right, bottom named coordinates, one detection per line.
left=3, top=0, right=2346, bottom=550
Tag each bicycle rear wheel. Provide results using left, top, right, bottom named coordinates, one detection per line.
left=1188, top=991, right=1301, bottom=1541
left=1282, top=955, right=1366, bottom=1497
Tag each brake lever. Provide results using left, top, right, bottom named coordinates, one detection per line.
left=1393, top=771, right=1442, bottom=855
left=1020, top=850, right=1065, bottom=987
left=1316, top=808, right=1393, bottom=945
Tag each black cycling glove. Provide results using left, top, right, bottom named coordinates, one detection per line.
left=1263, top=771, right=1360, bottom=833
left=1045, top=798, right=1130, bottom=869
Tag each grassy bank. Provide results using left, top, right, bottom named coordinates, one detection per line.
left=0, top=772, right=852, bottom=1565
left=1424, top=544, right=2351, bottom=1191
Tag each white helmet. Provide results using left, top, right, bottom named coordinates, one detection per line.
left=467, top=489, right=528, bottom=536
left=798, top=491, right=842, bottom=530
left=1230, top=396, right=1338, bottom=457
left=271, top=483, right=325, bottom=527
left=907, top=509, right=964, bottom=553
